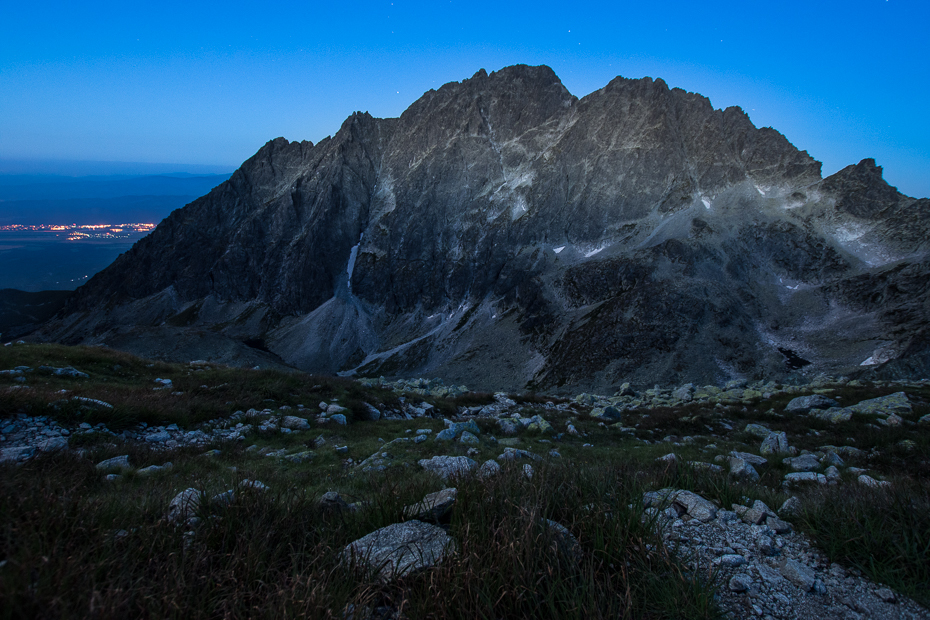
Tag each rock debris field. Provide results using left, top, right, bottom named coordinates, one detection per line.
left=2, top=347, right=930, bottom=619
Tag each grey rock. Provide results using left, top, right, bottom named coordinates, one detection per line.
left=478, top=459, right=501, bottom=479
left=813, top=407, right=853, bottom=423
left=0, top=445, right=35, bottom=462
left=497, top=419, right=519, bottom=435
left=96, top=455, right=131, bottom=471
left=765, top=516, right=793, bottom=534
left=541, top=519, right=581, bottom=561
left=857, top=474, right=890, bottom=489
left=715, top=554, right=747, bottom=567
left=37, top=436, right=68, bottom=452
left=671, top=490, right=718, bottom=522
left=784, top=472, right=827, bottom=486
left=418, top=455, right=477, bottom=480
left=875, top=587, right=896, bottom=604
left=39, top=365, right=89, bottom=378
left=329, top=414, right=348, bottom=426
left=785, top=394, right=839, bottom=413
left=137, top=462, right=172, bottom=476
left=756, top=563, right=786, bottom=586
left=728, top=457, right=760, bottom=481
left=239, top=479, right=268, bottom=491
left=319, top=491, right=350, bottom=513
left=458, top=431, right=480, bottom=446
left=590, top=406, right=623, bottom=421
left=325, top=404, right=349, bottom=416
left=729, top=451, right=768, bottom=466
left=404, top=487, right=457, bottom=522
left=783, top=454, right=821, bottom=471
left=167, top=488, right=201, bottom=525
left=728, top=574, right=752, bottom=592
left=282, top=450, right=315, bottom=463
left=744, top=424, right=772, bottom=439
left=848, top=392, right=911, bottom=416
left=360, top=402, right=382, bottom=422
left=760, top=431, right=790, bottom=456
left=343, top=520, right=456, bottom=581
left=780, top=558, right=816, bottom=591
left=498, top=447, right=541, bottom=462
left=145, top=431, right=171, bottom=443
left=280, top=416, right=311, bottom=430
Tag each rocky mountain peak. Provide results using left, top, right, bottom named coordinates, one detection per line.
left=37, top=64, right=930, bottom=393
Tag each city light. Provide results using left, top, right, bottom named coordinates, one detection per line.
left=0, top=223, right=156, bottom=240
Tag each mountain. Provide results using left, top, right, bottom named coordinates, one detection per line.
left=35, top=65, right=930, bottom=392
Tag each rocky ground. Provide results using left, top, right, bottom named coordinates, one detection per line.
left=2, top=344, right=929, bottom=618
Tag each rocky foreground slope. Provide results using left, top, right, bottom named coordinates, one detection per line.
left=36, top=65, right=930, bottom=393
left=2, top=345, right=929, bottom=618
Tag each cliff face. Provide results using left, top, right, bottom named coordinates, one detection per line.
left=40, top=65, right=930, bottom=392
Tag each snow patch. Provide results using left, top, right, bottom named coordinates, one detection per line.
left=834, top=224, right=868, bottom=243
left=701, top=197, right=711, bottom=210
left=553, top=246, right=565, bottom=254
left=584, top=246, right=605, bottom=258
left=346, top=233, right=364, bottom=292
left=860, top=356, right=878, bottom=366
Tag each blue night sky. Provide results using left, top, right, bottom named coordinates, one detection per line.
left=2, top=0, right=928, bottom=197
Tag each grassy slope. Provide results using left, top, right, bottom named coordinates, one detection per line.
left=1, top=344, right=929, bottom=618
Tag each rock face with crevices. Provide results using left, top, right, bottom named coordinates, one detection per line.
left=37, top=64, right=930, bottom=392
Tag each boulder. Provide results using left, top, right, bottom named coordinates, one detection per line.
left=37, top=437, right=68, bottom=452
left=729, top=451, right=768, bottom=466
left=280, top=416, right=311, bottom=430
left=0, top=445, right=35, bottom=463
left=360, top=402, right=382, bottom=422
left=785, top=394, right=839, bottom=413
left=744, top=424, right=771, bottom=439
left=404, top=487, right=457, bottom=522
left=418, top=455, right=477, bottom=480
left=728, top=457, right=760, bottom=481
left=760, top=431, right=790, bottom=456
left=319, top=491, right=351, bottom=513
left=541, top=519, right=581, bottom=561
left=167, top=488, right=201, bottom=525
left=778, top=496, right=801, bottom=517
left=858, top=474, right=891, bottom=489
left=525, top=415, right=554, bottom=433
left=137, top=462, right=172, bottom=476
left=733, top=500, right=775, bottom=525
left=784, top=472, right=827, bottom=487
left=343, top=520, right=456, bottom=581
left=458, top=431, right=480, bottom=446
left=779, top=558, right=816, bottom=591
left=590, top=406, right=623, bottom=421
left=96, top=455, right=131, bottom=472
left=498, top=447, right=541, bottom=462
left=671, top=490, right=718, bottom=522
left=812, top=407, right=853, bottom=423
left=437, top=420, right=480, bottom=441
left=478, top=460, right=501, bottom=479
left=848, top=392, right=911, bottom=416
left=782, top=454, right=821, bottom=472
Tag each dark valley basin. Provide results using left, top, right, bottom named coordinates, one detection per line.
left=0, top=228, right=150, bottom=291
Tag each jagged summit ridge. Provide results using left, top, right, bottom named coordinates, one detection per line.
left=39, top=64, right=930, bottom=392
